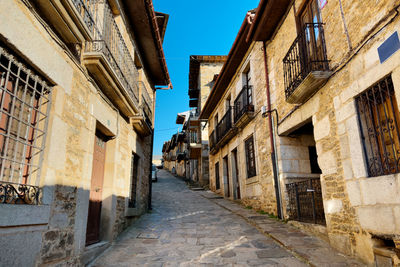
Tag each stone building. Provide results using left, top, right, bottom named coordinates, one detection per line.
left=162, top=131, right=187, bottom=177
left=0, top=0, right=170, bottom=265
left=186, top=55, right=226, bottom=186
left=200, top=0, right=400, bottom=265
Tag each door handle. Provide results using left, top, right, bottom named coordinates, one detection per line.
left=95, top=188, right=101, bottom=192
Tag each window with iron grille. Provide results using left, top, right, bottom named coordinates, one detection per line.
left=245, top=135, right=256, bottom=178
left=215, top=162, right=220, bottom=190
left=128, top=153, right=139, bottom=208
left=0, top=45, right=51, bottom=205
left=355, top=75, right=400, bottom=177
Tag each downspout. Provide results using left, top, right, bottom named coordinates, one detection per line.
left=148, top=130, right=154, bottom=211
left=262, top=42, right=282, bottom=219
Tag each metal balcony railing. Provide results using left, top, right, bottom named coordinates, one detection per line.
left=138, top=82, right=153, bottom=126
left=187, top=131, right=200, bottom=145
left=209, top=130, right=217, bottom=151
left=78, top=0, right=140, bottom=105
left=234, top=85, right=254, bottom=123
left=283, top=23, right=329, bottom=100
left=71, top=0, right=98, bottom=34
left=216, top=107, right=233, bottom=141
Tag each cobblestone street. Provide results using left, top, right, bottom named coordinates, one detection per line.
left=91, top=170, right=361, bottom=266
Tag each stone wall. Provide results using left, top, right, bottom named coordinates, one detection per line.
left=208, top=42, right=278, bottom=214
left=0, top=0, right=154, bottom=265
left=264, top=0, right=400, bottom=264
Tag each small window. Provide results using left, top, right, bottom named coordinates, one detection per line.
left=128, top=153, right=139, bottom=208
left=0, top=45, right=51, bottom=205
left=245, top=135, right=256, bottom=178
left=215, top=162, right=220, bottom=190
left=356, top=75, right=400, bottom=177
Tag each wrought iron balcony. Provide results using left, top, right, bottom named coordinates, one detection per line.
left=216, top=107, right=236, bottom=148
left=209, top=130, right=218, bottom=155
left=131, top=82, right=153, bottom=136
left=234, top=85, right=255, bottom=128
left=283, top=23, right=331, bottom=104
left=81, top=0, right=140, bottom=116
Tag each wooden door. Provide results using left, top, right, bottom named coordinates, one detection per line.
left=86, top=132, right=106, bottom=246
left=232, top=149, right=240, bottom=199
left=223, top=156, right=230, bottom=198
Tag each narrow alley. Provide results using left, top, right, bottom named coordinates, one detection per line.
left=91, top=170, right=361, bottom=266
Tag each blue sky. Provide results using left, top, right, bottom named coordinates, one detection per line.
left=152, top=0, right=260, bottom=156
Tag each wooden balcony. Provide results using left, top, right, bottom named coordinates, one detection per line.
left=283, top=23, right=331, bottom=104
left=187, top=132, right=201, bottom=159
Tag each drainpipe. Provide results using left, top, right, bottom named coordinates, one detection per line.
left=148, top=130, right=154, bottom=211
left=262, top=41, right=283, bottom=219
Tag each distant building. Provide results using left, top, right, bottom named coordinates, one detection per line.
left=162, top=131, right=187, bottom=177
left=185, top=56, right=226, bottom=185
left=152, top=155, right=163, bottom=167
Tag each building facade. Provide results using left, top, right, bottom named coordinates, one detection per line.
left=187, top=55, right=226, bottom=186
left=162, top=131, right=187, bottom=177
left=201, top=0, right=400, bottom=265
left=0, top=0, right=170, bottom=265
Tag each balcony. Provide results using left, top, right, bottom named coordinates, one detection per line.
left=131, top=82, right=153, bottom=136
left=189, top=99, right=199, bottom=108
left=209, top=130, right=218, bottom=155
left=34, top=0, right=97, bottom=45
left=234, top=85, right=255, bottom=128
left=187, top=131, right=201, bottom=159
left=188, top=88, right=200, bottom=99
left=217, top=107, right=236, bottom=147
left=187, top=111, right=200, bottom=129
left=81, top=0, right=140, bottom=117
left=283, top=23, right=331, bottom=104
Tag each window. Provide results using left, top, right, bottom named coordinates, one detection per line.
left=245, top=135, right=256, bottom=178
left=243, top=68, right=252, bottom=105
left=0, top=45, right=51, bottom=205
left=215, top=162, right=220, bottom=190
left=128, top=153, right=139, bottom=208
left=356, top=75, right=400, bottom=177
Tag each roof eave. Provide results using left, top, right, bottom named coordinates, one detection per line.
left=247, top=0, right=293, bottom=42
left=123, top=0, right=171, bottom=88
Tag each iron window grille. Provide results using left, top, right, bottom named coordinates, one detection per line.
left=245, top=135, right=256, bottom=178
left=0, top=46, right=51, bottom=205
left=356, top=75, right=400, bottom=177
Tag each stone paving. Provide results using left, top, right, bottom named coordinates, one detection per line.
left=91, top=170, right=362, bottom=267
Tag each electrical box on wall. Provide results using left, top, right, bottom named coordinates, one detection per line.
left=261, top=106, right=268, bottom=117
